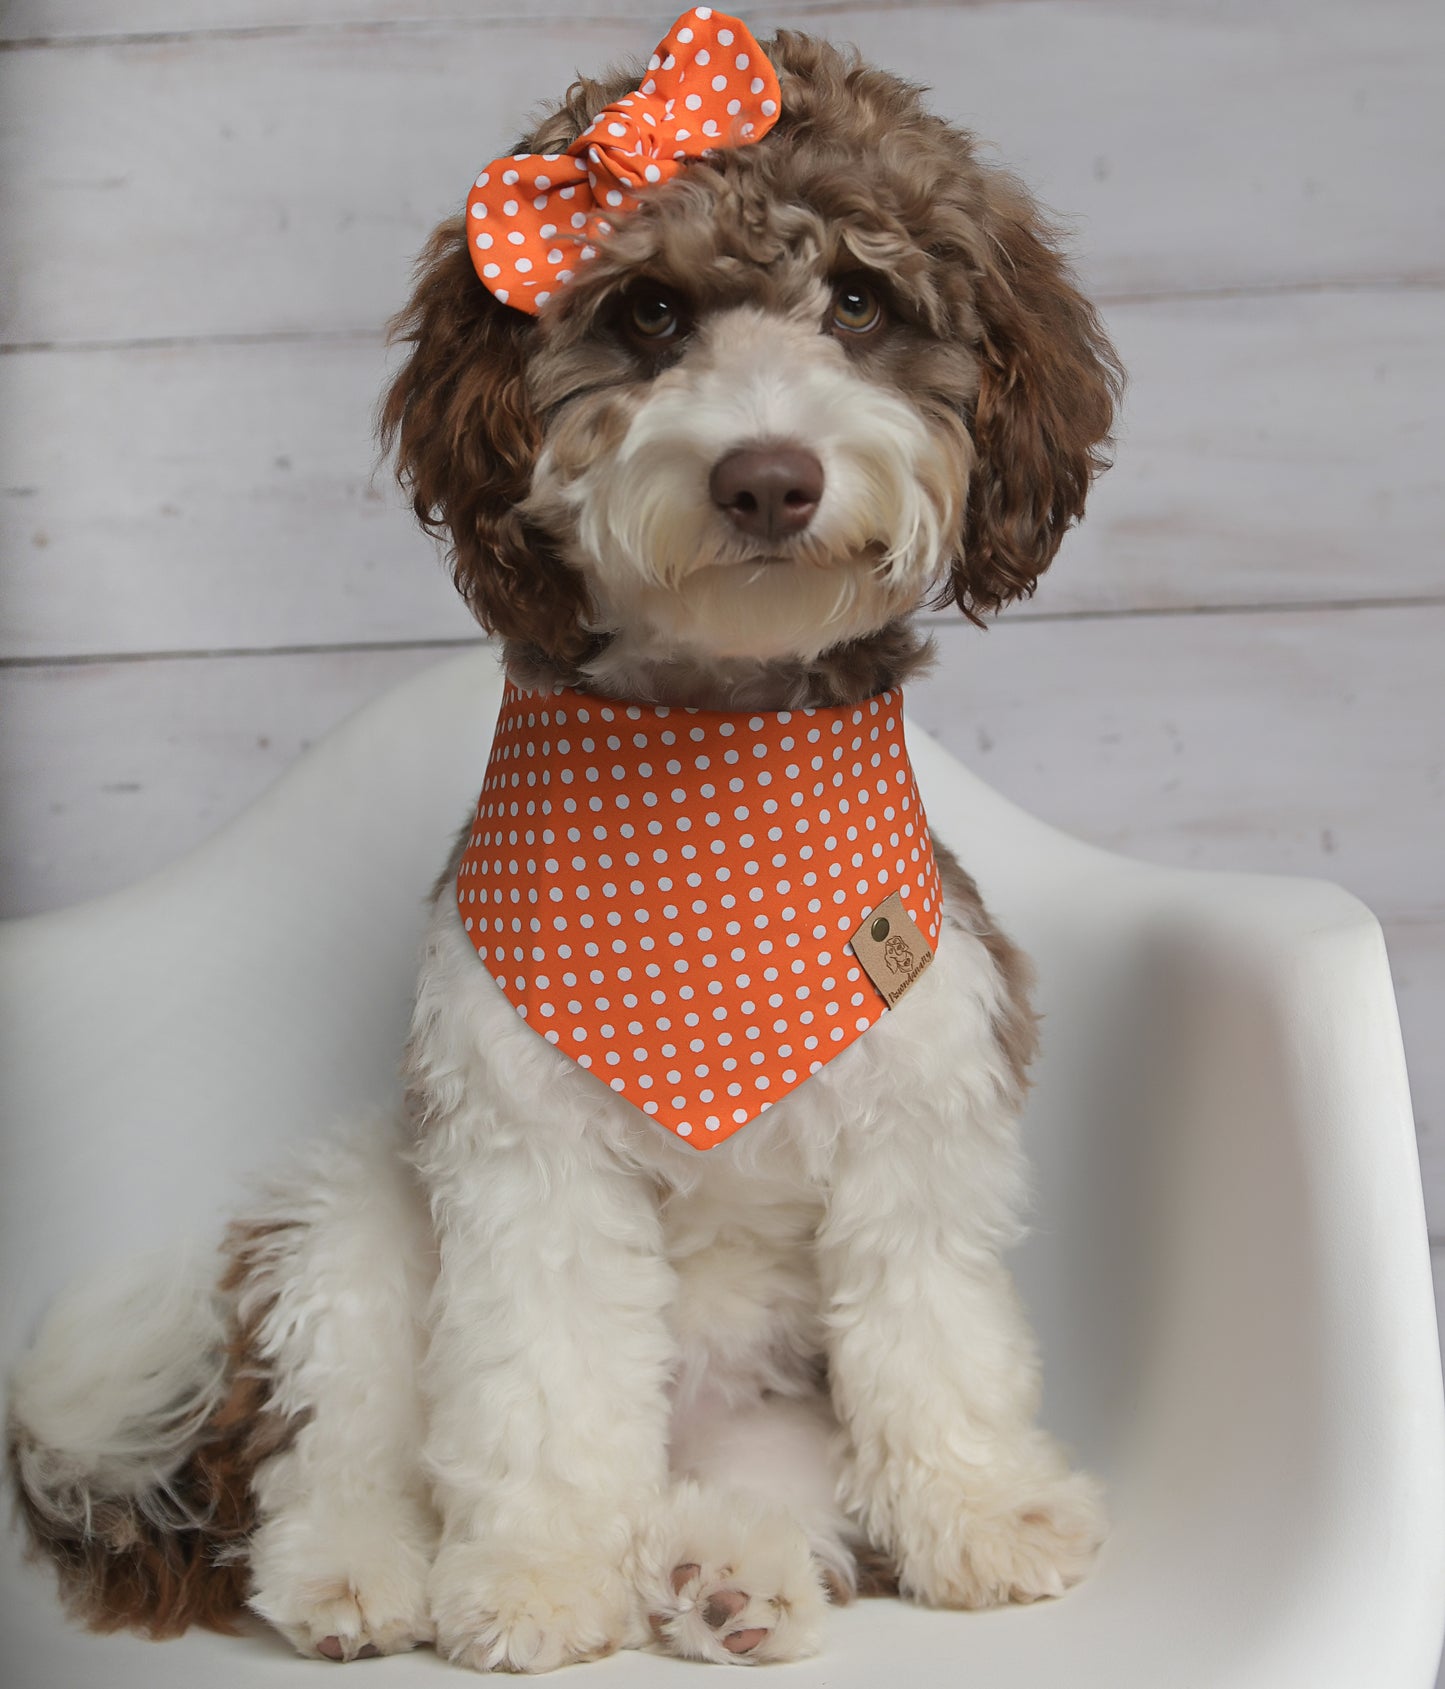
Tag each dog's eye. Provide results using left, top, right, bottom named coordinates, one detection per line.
left=624, top=286, right=687, bottom=343
left=831, top=281, right=884, bottom=336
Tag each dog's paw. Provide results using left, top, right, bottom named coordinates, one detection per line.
left=248, top=1504, right=435, bottom=1661
left=896, top=1461, right=1106, bottom=1609
left=429, top=1537, right=644, bottom=1673
left=638, top=1482, right=827, bottom=1665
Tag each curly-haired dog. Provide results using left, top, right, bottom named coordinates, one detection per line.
left=9, top=10, right=1121, bottom=1672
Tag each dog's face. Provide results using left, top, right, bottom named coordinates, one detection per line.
left=384, top=31, right=1120, bottom=675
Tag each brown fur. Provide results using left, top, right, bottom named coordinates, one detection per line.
left=7, top=1224, right=303, bottom=1638
left=381, top=31, right=1120, bottom=674
left=13, top=26, right=1103, bottom=1648
left=934, top=838, right=1040, bottom=1101
left=504, top=616, right=936, bottom=710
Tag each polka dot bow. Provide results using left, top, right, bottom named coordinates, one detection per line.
left=466, top=7, right=781, bottom=313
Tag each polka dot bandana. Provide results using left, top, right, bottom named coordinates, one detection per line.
left=456, top=680, right=944, bottom=1152
left=466, top=8, right=781, bottom=313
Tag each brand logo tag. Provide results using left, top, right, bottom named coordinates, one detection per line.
left=849, top=890, right=935, bottom=1007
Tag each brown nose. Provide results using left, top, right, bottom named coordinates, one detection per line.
left=709, top=446, right=824, bottom=542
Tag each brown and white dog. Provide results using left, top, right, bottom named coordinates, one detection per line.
left=8, top=17, right=1121, bottom=1673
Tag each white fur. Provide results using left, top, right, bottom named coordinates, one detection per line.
left=241, top=1118, right=438, bottom=1660
left=11, top=279, right=1102, bottom=1670
left=8, top=1245, right=229, bottom=1534
left=229, top=876, right=1097, bottom=1666
left=531, top=306, right=964, bottom=668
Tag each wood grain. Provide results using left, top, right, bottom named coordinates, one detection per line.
left=4, top=0, right=1442, bottom=347
left=0, top=0, right=678, bottom=40
left=0, top=643, right=449, bottom=916
left=0, top=334, right=476, bottom=659
left=912, top=607, right=1444, bottom=925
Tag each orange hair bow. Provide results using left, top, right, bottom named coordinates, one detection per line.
left=466, top=7, right=781, bottom=313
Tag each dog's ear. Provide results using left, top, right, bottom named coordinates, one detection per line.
left=380, top=217, right=594, bottom=663
left=943, top=178, right=1123, bottom=620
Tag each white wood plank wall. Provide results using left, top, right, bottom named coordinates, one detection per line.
left=2, top=0, right=1442, bottom=1452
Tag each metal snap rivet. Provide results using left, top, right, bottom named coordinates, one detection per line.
left=870, top=916, right=890, bottom=942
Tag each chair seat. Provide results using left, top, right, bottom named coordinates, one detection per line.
left=3, top=650, right=1442, bottom=1687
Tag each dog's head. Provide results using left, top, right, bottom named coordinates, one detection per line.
left=382, top=27, right=1121, bottom=681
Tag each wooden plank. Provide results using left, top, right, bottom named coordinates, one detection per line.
left=1061, top=287, right=1445, bottom=615
left=5, top=286, right=1442, bottom=660
left=912, top=606, right=1444, bottom=924
left=0, top=0, right=673, bottom=41
left=0, top=335, right=477, bottom=659
left=3, top=0, right=1442, bottom=346
left=0, top=644, right=452, bottom=917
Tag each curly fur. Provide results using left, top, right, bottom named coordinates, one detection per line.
left=382, top=29, right=1121, bottom=678
left=11, top=21, right=1120, bottom=1674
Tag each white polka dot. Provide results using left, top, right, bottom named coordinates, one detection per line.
left=495, top=289, right=509, bottom=303
left=533, top=195, right=548, bottom=211
left=750, top=76, right=765, bottom=94
left=718, top=27, right=733, bottom=44
left=696, top=48, right=710, bottom=65
left=761, top=99, right=777, bottom=116
left=645, top=163, right=662, bottom=183
left=606, top=190, right=624, bottom=208
left=502, top=169, right=519, bottom=185
left=677, top=26, right=694, bottom=41
left=547, top=248, right=563, bottom=265
left=475, top=172, right=491, bottom=186
left=508, top=230, right=526, bottom=246
left=474, top=231, right=493, bottom=249
left=711, top=74, right=727, bottom=91
left=515, top=257, right=533, bottom=273
left=482, top=262, right=500, bottom=278
left=685, top=93, right=702, bottom=110
left=502, top=199, right=518, bottom=216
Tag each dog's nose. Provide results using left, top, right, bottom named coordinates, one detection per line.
left=709, top=446, right=824, bottom=541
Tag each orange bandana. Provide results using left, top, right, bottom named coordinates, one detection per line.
left=466, top=8, right=781, bottom=313
left=456, top=680, right=943, bottom=1151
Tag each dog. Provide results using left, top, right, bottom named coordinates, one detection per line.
left=8, top=10, right=1121, bottom=1672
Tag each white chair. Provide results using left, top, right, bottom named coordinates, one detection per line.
left=3, top=650, right=1442, bottom=1688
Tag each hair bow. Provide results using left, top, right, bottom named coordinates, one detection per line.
left=466, top=7, right=781, bottom=313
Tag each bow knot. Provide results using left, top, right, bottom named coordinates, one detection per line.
left=466, top=9, right=781, bottom=313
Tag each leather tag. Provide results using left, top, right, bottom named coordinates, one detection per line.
left=850, top=891, right=935, bottom=1008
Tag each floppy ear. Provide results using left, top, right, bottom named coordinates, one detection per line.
left=380, top=217, right=595, bottom=663
left=944, top=179, right=1123, bottom=619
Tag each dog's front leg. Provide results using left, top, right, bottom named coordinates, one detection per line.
left=817, top=1099, right=1105, bottom=1609
left=416, top=1101, right=675, bottom=1673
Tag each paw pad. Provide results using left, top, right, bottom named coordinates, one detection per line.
left=316, top=1634, right=382, bottom=1661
